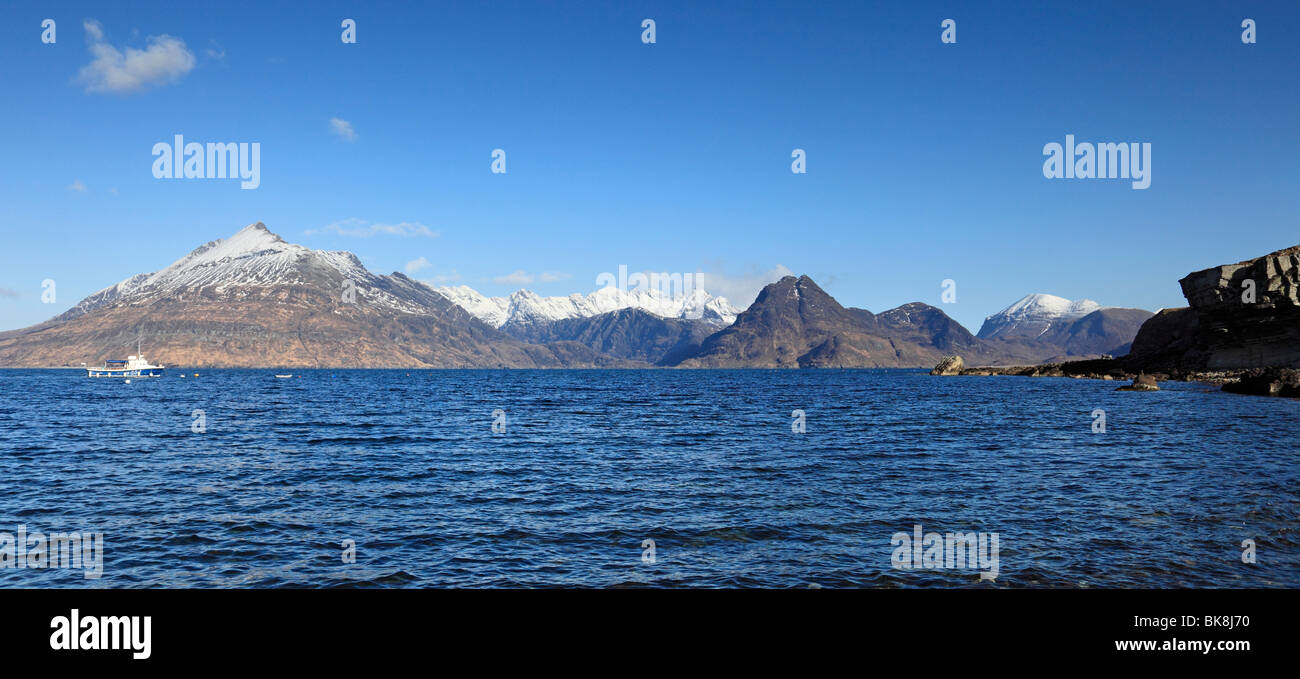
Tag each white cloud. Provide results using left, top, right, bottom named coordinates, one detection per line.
left=419, top=270, right=461, bottom=285
left=405, top=257, right=431, bottom=274
left=77, top=19, right=195, bottom=94
left=0, top=288, right=18, bottom=299
left=307, top=218, right=439, bottom=238
left=204, top=41, right=226, bottom=60
left=330, top=117, right=357, bottom=142
left=493, top=270, right=534, bottom=285
left=695, top=264, right=795, bottom=306
left=68, top=179, right=86, bottom=192
left=488, top=270, right=571, bottom=285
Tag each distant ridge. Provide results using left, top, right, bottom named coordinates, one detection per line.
left=0, top=223, right=633, bottom=368
left=0, top=222, right=1152, bottom=369
left=436, top=284, right=740, bottom=329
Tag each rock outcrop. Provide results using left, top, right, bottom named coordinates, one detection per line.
left=1221, top=368, right=1300, bottom=397
left=1175, top=245, right=1300, bottom=369
left=930, top=355, right=964, bottom=376
left=1121, top=244, right=1300, bottom=375
left=1115, top=374, right=1160, bottom=391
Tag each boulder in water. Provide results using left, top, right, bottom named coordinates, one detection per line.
left=930, top=355, right=964, bottom=376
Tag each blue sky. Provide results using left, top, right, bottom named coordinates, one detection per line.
left=1, top=0, right=1297, bottom=333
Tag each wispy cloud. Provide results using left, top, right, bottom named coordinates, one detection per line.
left=307, top=218, right=438, bottom=238
left=330, top=117, right=357, bottom=142
left=405, top=257, right=431, bottom=274
left=68, top=179, right=86, bottom=192
left=493, top=270, right=534, bottom=285
left=77, top=19, right=195, bottom=94
left=419, top=270, right=461, bottom=285
left=490, top=270, right=572, bottom=286
left=695, top=264, right=794, bottom=306
left=0, top=288, right=18, bottom=299
left=204, top=41, right=226, bottom=61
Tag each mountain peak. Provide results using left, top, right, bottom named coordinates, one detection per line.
left=978, top=293, right=1104, bottom=340
left=61, top=222, right=385, bottom=319
left=224, top=221, right=287, bottom=251
left=437, top=283, right=741, bottom=328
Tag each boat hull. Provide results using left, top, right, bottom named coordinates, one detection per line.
left=87, top=368, right=165, bottom=378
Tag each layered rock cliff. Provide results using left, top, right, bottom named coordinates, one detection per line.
left=1127, top=244, right=1300, bottom=371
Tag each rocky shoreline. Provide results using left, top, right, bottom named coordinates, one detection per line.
left=932, top=354, right=1235, bottom=382
left=931, top=353, right=1300, bottom=396
left=930, top=243, right=1300, bottom=398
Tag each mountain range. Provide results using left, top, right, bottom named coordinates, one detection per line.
left=0, top=223, right=1152, bottom=369
left=436, top=284, right=739, bottom=329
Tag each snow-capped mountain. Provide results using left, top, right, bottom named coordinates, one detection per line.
left=976, top=294, right=1104, bottom=340
left=6, top=222, right=632, bottom=368
left=436, top=284, right=741, bottom=328
left=62, top=222, right=432, bottom=318
left=0, top=222, right=1155, bottom=368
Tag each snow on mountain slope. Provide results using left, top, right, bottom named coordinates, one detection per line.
left=62, top=222, right=424, bottom=318
left=435, top=284, right=741, bottom=328
left=977, top=293, right=1104, bottom=339
left=435, top=285, right=512, bottom=328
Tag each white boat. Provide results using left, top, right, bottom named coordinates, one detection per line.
left=87, top=341, right=165, bottom=378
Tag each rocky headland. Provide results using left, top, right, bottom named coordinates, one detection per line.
left=931, top=244, right=1300, bottom=397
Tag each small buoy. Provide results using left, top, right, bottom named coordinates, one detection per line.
left=193, top=373, right=199, bottom=377
left=124, top=379, right=131, bottom=384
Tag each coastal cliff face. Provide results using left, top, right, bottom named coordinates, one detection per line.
left=931, top=243, right=1300, bottom=398
left=1123, top=307, right=1202, bottom=372
left=1177, top=245, right=1300, bottom=369
left=1125, top=244, right=1300, bottom=372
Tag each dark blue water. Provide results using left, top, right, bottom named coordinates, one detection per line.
left=0, top=369, right=1295, bottom=588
